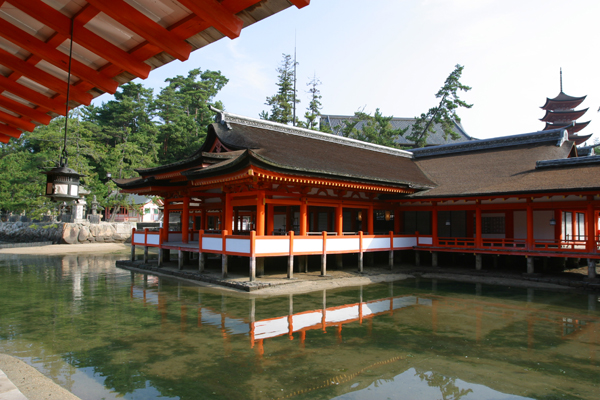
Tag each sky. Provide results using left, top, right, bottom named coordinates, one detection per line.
left=95, top=0, right=600, bottom=143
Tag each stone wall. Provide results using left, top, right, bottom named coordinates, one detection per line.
left=0, top=221, right=137, bottom=244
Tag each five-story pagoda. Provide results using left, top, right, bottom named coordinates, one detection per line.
left=540, top=69, right=592, bottom=145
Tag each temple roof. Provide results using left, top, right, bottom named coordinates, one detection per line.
left=540, top=108, right=588, bottom=123
left=320, top=115, right=474, bottom=147
left=541, top=92, right=587, bottom=110
left=544, top=120, right=590, bottom=134
left=399, top=128, right=600, bottom=198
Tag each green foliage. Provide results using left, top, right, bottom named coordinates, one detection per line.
left=409, top=64, right=472, bottom=148
left=261, top=54, right=299, bottom=125
left=338, top=108, right=407, bottom=148
left=155, top=68, right=228, bottom=164
left=0, top=68, right=228, bottom=217
left=298, top=74, right=323, bottom=130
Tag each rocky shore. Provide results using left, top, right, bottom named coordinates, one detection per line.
left=0, top=221, right=136, bottom=245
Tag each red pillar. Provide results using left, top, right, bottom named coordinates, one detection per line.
left=181, top=196, right=190, bottom=243
left=394, top=209, right=402, bottom=234
left=266, top=203, right=274, bottom=235
left=223, top=192, right=233, bottom=234
left=432, top=202, right=438, bottom=246
left=368, top=205, right=374, bottom=235
left=256, top=191, right=265, bottom=236
left=300, top=200, right=308, bottom=235
left=587, top=196, right=596, bottom=252
left=526, top=200, right=534, bottom=250
left=335, top=204, right=343, bottom=236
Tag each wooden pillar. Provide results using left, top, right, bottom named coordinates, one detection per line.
left=586, top=197, right=595, bottom=253
left=158, top=248, right=164, bottom=266
left=143, top=246, right=149, bottom=263
left=222, top=254, right=228, bottom=278
left=266, top=203, right=274, bottom=236
left=335, top=204, right=343, bottom=236
left=475, top=200, right=482, bottom=248
left=182, top=196, right=190, bottom=243
left=257, top=258, right=265, bottom=277
left=527, top=256, right=534, bottom=274
left=394, top=209, right=402, bottom=234
left=162, top=200, right=170, bottom=243
left=526, top=199, right=534, bottom=250
left=358, top=231, right=364, bottom=273
left=415, top=251, right=420, bottom=267
left=130, top=243, right=136, bottom=261
left=368, top=205, right=374, bottom=235
left=432, top=202, right=438, bottom=246
left=300, top=199, right=308, bottom=236
left=256, top=191, right=265, bottom=236
left=178, top=250, right=184, bottom=270
left=475, top=254, right=482, bottom=270
left=432, top=251, right=438, bottom=267
left=223, top=192, right=233, bottom=234
left=249, top=231, right=256, bottom=281
left=201, top=208, right=207, bottom=231
left=588, top=259, right=597, bottom=279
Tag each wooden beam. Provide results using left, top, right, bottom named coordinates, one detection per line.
left=0, top=95, right=51, bottom=125
left=0, top=110, right=35, bottom=132
left=0, top=48, right=93, bottom=105
left=0, top=19, right=118, bottom=94
left=0, top=132, right=10, bottom=143
left=0, top=123, right=22, bottom=138
left=85, top=0, right=192, bottom=61
left=178, top=0, right=243, bottom=39
left=9, top=0, right=151, bottom=79
left=0, top=75, right=65, bottom=115
left=289, top=0, right=311, bottom=8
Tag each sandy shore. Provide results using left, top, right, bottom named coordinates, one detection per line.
left=0, top=355, right=81, bottom=400
left=0, top=242, right=131, bottom=255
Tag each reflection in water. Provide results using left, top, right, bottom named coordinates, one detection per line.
left=0, top=253, right=599, bottom=400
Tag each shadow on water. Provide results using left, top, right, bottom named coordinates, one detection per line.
left=0, top=252, right=599, bottom=400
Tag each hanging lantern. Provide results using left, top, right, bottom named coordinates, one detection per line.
left=43, top=161, right=84, bottom=202
left=384, top=210, right=391, bottom=221
left=549, top=217, right=556, bottom=226
left=357, top=211, right=362, bottom=221
left=446, top=219, right=451, bottom=226
left=42, top=18, right=84, bottom=203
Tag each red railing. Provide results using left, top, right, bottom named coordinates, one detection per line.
left=482, top=238, right=527, bottom=249
left=533, top=239, right=588, bottom=252
left=437, top=237, right=475, bottom=248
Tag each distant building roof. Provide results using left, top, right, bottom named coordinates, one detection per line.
left=319, top=115, right=475, bottom=147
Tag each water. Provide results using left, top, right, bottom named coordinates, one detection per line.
left=0, top=253, right=599, bottom=400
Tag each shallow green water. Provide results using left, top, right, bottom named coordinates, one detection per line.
left=0, top=253, right=599, bottom=400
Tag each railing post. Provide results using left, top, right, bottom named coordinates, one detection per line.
left=358, top=231, right=364, bottom=273
left=198, top=230, right=204, bottom=272
left=143, top=228, right=149, bottom=263
left=130, top=227, right=136, bottom=261
left=389, top=231, right=394, bottom=270
left=288, top=231, right=294, bottom=279
left=321, top=231, right=327, bottom=276
left=249, top=230, right=256, bottom=282
left=222, top=230, right=228, bottom=278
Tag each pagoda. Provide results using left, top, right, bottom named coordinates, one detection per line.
left=540, top=69, right=592, bottom=145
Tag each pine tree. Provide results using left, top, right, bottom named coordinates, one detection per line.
left=261, top=54, right=299, bottom=125
left=409, top=64, right=472, bottom=148
left=338, top=109, right=407, bottom=148
left=300, top=74, right=323, bottom=130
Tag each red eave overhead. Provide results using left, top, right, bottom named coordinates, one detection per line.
left=0, top=0, right=310, bottom=140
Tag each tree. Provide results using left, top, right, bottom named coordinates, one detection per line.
left=261, top=54, right=299, bottom=125
left=409, top=64, right=472, bottom=148
left=155, top=68, right=228, bottom=164
left=338, top=108, right=407, bottom=148
left=299, top=74, right=323, bottom=130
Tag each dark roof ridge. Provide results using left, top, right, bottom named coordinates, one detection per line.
left=410, top=128, right=569, bottom=158
left=214, top=109, right=414, bottom=159
left=536, top=155, right=600, bottom=169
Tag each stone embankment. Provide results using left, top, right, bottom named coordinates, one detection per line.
left=0, top=221, right=136, bottom=245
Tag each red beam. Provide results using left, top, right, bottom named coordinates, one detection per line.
left=0, top=133, right=10, bottom=143
left=178, top=0, right=243, bottom=39
left=0, top=110, right=35, bottom=132
left=0, top=18, right=118, bottom=94
left=0, top=75, right=65, bottom=115
left=0, top=123, right=22, bottom=138
left=85, top=0, right=192, bottom=61
left=0, top=48, right=93, bottom=105
left=0, top=95, right=51, bottom=125
left=289, top=0, right=310, bottom=8
left=9, top=0, right=150, bottom=79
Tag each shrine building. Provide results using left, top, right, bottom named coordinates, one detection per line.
left=117, top=109, right=600, bottom=281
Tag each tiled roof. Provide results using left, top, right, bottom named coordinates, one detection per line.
left=320, top=115, right=475, bottom=147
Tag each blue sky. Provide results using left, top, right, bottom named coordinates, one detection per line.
left=94, top=0, right=600, bottom=142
